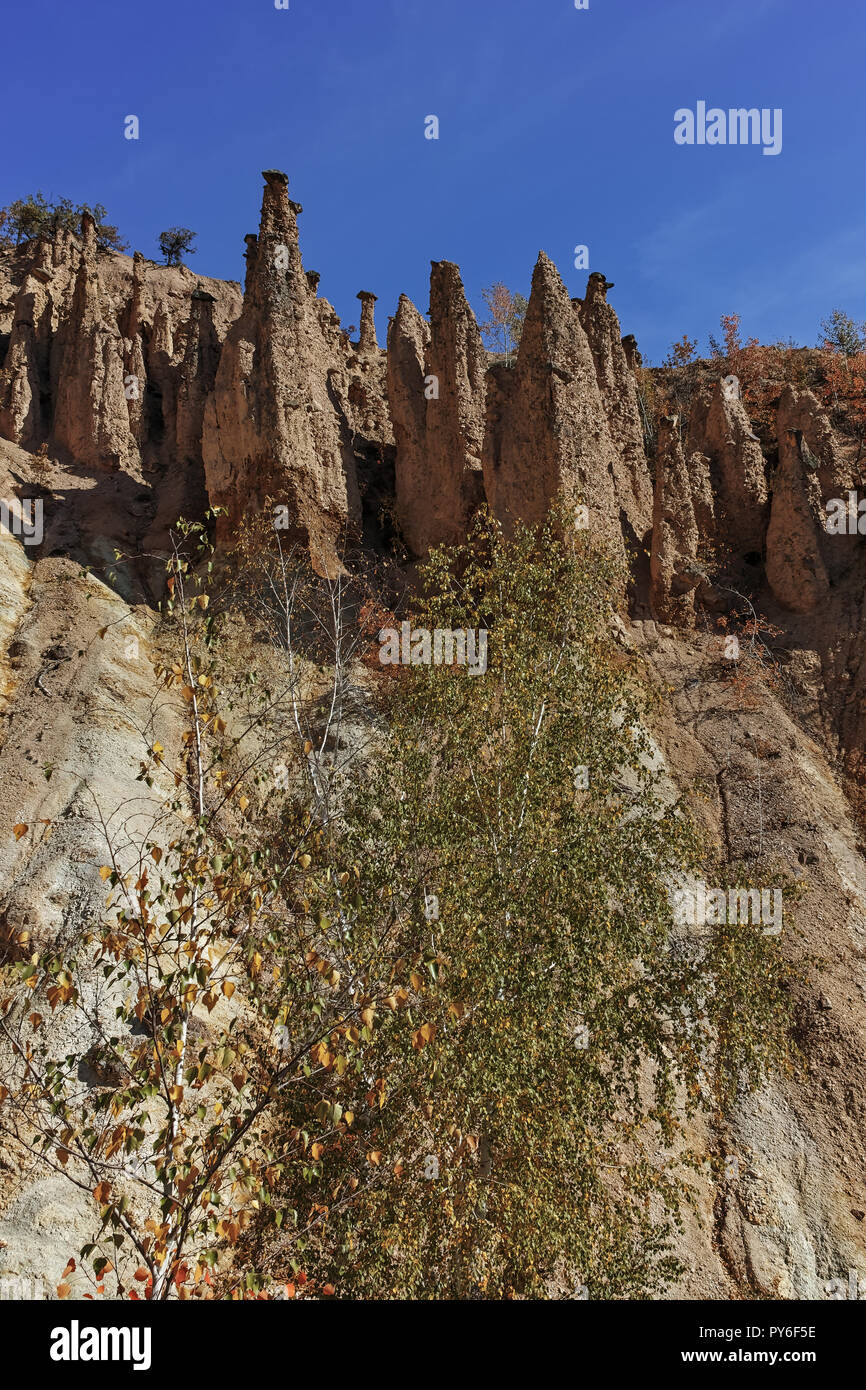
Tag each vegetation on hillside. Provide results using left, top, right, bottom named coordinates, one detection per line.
left=0, top=509, right=800, bottom=1299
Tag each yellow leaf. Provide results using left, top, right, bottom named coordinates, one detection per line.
left=310, top=1143, right=324, bottom=1160
left=412, top=1022, right=436, bottom=1051
left=99, top=866, right=112, bottom=881
left=367, top=1150, right=382, bottom=1165
left=299, top=854, right=311, bottom=870
left=169, top=1085, right=184, bottom=1103
left=238, top=795, right=249, bottom=813
left=196, top=594, right=210, bottom=609
left=222, top=980, right=235, bottom=999
left=303, top=740, right=313, bottom=755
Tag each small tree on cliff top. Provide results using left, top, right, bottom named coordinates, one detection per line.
left=159, top=227, right=197, bottom=268
left=480, top=282, right=528, bottom=365
left=0, top=193, right=128, bottom=251
left=820, top=309, right=865, bottom=358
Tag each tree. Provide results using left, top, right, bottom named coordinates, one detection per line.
left=663, top=334, right=698, bottom=368
left=0, top=193, right=128, bottom=252
left=0, top=516, right=397, bottom=1300
left=819, top=309, right=865, bottom=358
left=159, top=227, right=197, bottom=268
left=267, top=510, right=799, bottom=1299
left=480, top=282, right=528, bottom=364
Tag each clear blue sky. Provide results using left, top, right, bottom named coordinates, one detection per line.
left=4, top=0, right=864, bottom=362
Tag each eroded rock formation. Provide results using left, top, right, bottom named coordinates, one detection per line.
left=577, top=271, right=653, bottom=537
left=2, top=171, right=866, bottom=1306
left=202, top=171, right=361, bottom=568
left=687, top=378, right=769, bottom=557
left=765, top=386, right=831, bottom=612
left=650, top=413, right=701, bottom=623
left=483, top=251, right=623, bottom=550
left=387, top=294, right=431, bottom=556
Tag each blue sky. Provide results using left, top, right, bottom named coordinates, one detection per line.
left=4, top=0, right=864, bottom=362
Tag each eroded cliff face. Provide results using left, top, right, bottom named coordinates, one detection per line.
left=201, top=171, right=364, bottom=570
left=1, top=171, right=865, bottom=1300
left=577, top=271, right=653, bottom=538
left=0, top=218, right=240, bottom=482
left=483, top=251, right=626, bottom=553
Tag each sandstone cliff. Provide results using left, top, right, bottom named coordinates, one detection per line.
left=201, top=171, right=363, bottom=571
left=1, top=172, right=865, bottom=1303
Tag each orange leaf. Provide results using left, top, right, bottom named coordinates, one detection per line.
left=12, top=824, right=27, bottom=841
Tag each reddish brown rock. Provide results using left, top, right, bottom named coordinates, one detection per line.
left=482, top=251, right=622, bottom=550
left=688, top=378, right=768, bottom=553
left=765, top=385, right=830, bottom=612
left=650, top=413, right=701, bottom=623
left=386, top=262, right=487, bottom=556
left=202, top=171, right=361, bottom=568
left=356, top=291, right=378, bottom=353
left=0, top=238, right=54, bottom=448
left=387, top=293, right=431, bottom=556
left=621, top=334, right=641, bottom=372
left=423, top=260, right=487, bottom=546
left=120, top=251, right=147, bottom=447
left=576, top=272, right=653, bottom=537
left=51, top=214, right=135, bottom=471
left=175, top=288, right=221, bottom=465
